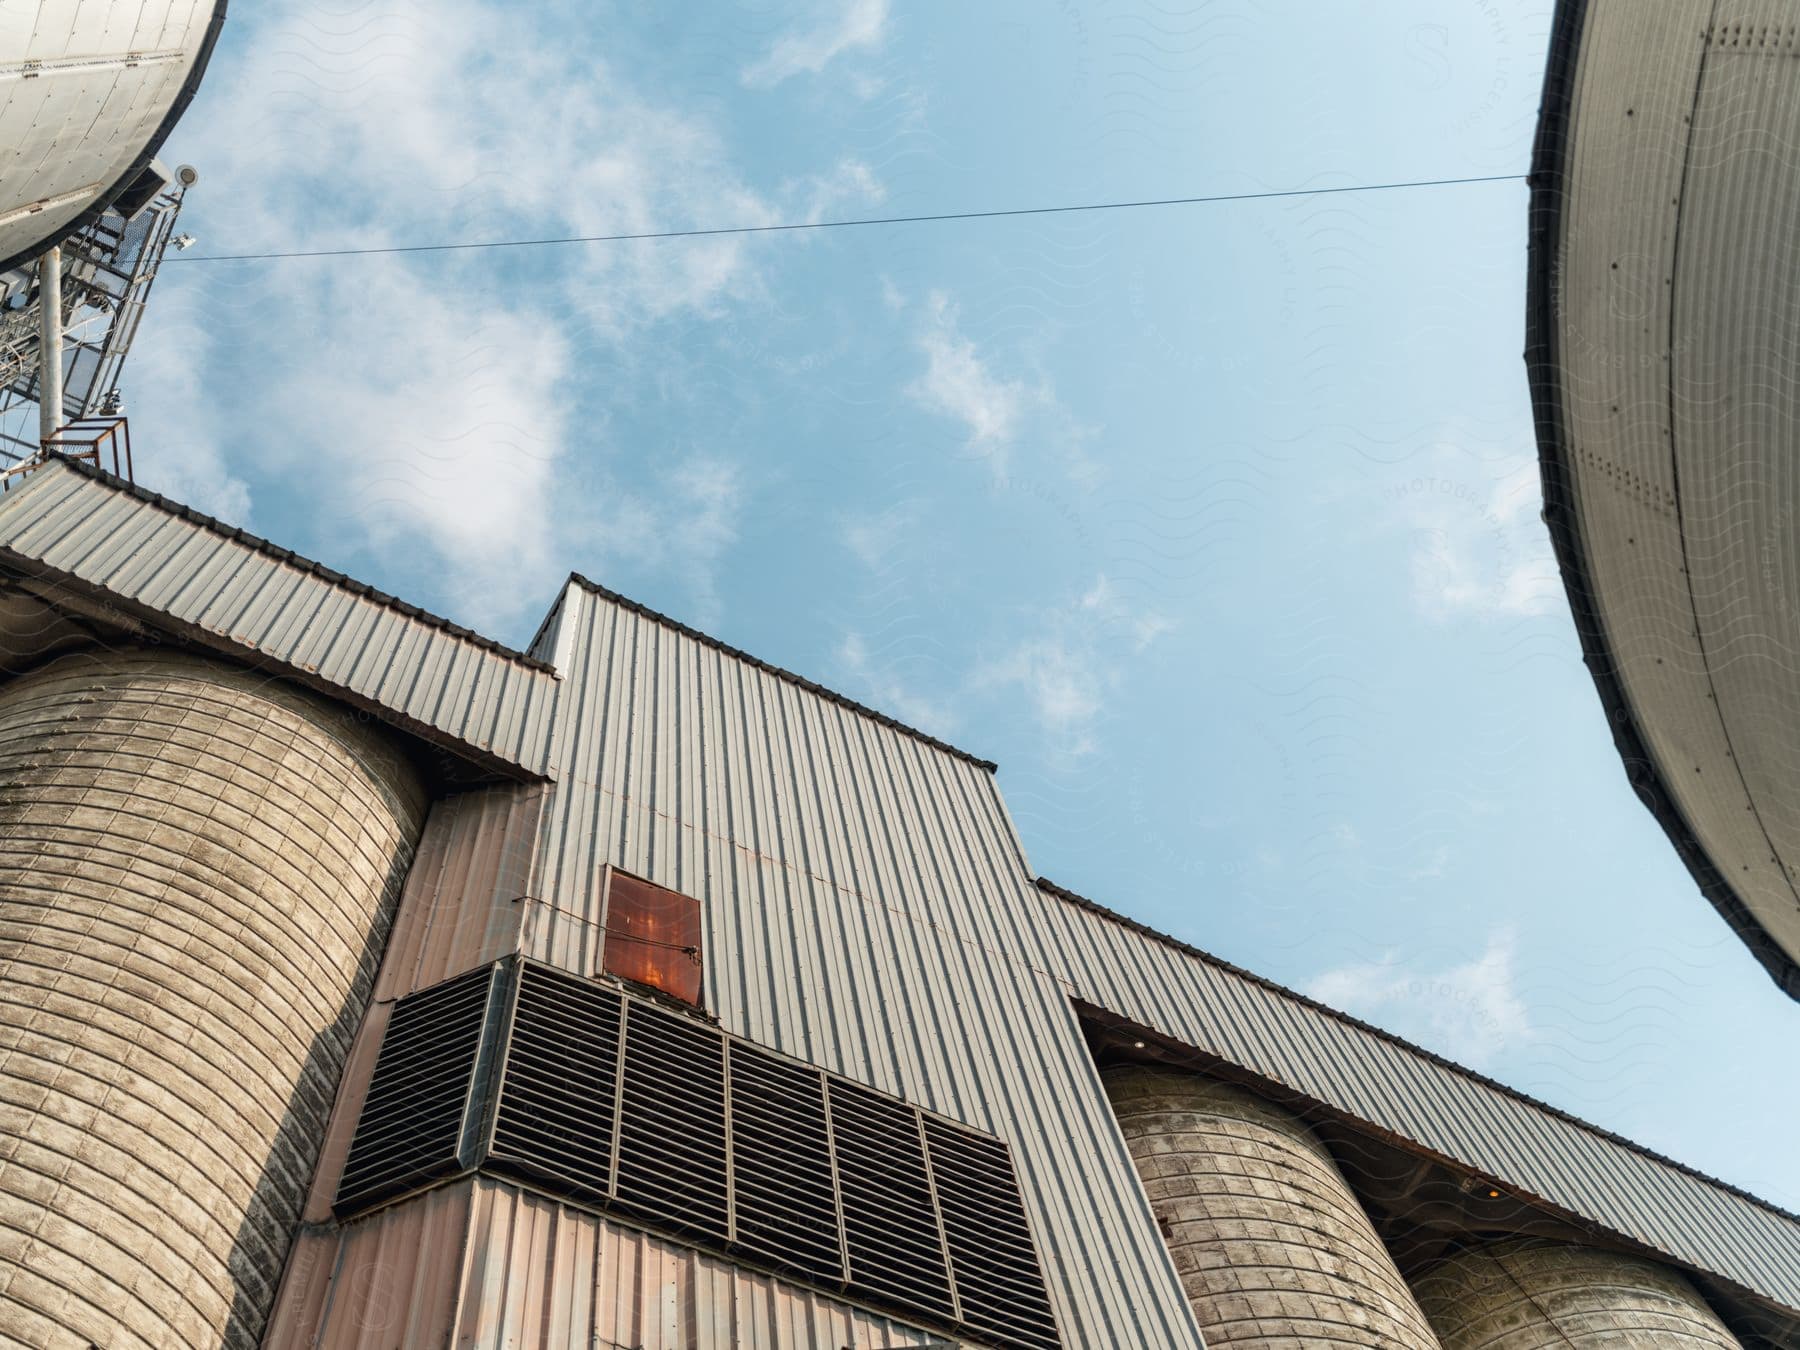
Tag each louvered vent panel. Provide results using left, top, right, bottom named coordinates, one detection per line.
left=924, top=1116, right=1061, bottom=1350
left=488, top=963, right=621, bottom=1203
left=727, top=1041, right=845, bottom=1282
left=335, top=965, right=492, bottom=1215
left=829, top=1079, right=958, bottom=1323
left=614, top=1000, right=731, bottom=1243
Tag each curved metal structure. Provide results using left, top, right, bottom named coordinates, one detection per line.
left=0, top=1, right=226, bottom=275
left=1530, top=0, right=1800, bottom=997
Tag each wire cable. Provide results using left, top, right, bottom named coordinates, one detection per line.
left=167, top=172, right=1523, bottom=263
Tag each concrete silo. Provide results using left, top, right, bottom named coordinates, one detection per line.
left=1413, top=1238, right=1744, bottom=1349
left=1104, top=1065, right=1441, bottom=1349
left=0, top=649, right=424, bottom=1347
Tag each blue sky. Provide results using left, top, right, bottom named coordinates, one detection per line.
left=133, top=0, right=1796, bottom=1208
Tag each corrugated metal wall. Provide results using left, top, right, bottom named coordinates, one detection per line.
left=266, top=1178, right=948, bottom=1350
left=514, top=578, right=1800, bottom=1337
left=526, top=579, right=1202, bottom=1348
left=0, top=461, right=558, bottom=776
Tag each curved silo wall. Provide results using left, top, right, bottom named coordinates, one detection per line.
left=1414, top=1238, right=1743, bottom=1349
left=0, top=649, right=427, bottom=1348
left=1104, top=1066, right=1441, bottom=1349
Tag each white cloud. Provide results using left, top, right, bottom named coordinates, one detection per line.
left=112, top=283, right=251, bottom=523
left=1306, top=930, right=1531, bottom=1069
left=797, top=159, right=885, bottom=223
left=1402, top=450, right=1558, bottom=622
left=742, top=0, right=890, bottom=88
left=975, top=574, right=1172, bottom=755
left=837, top=632, right=960, bottom=738
left=907, top=292, right=1036, bottom=466
left=1079, top=574, right=1172, bottom=651
left=132, top=0, right=781, bottom=628
left=841, top=501, right=916, bottom=571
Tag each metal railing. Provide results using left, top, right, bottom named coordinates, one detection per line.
left=0, top=416, right=133, bottom=493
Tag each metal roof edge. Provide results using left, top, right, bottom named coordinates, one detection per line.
left=1524, top=0, right=1800, bottom=999
left=0, top=1, right=231, bottom=277
left=563, top=571, right=999, bottom=773
left=14, top=455, right=557, bottom=676
left=1032, top=873, right=1800, bottom=1232
left=0, top=556, right=548, bottom=785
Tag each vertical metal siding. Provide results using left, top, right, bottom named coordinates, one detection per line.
left=524, top=583, right=1223, bottom=1347
left=455, top=1179, right=944, bottom=1350
left=263, top=1181, right=472, bottom=1350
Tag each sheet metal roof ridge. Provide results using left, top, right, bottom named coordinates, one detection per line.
left=562, top=572, right=999, bottom=773
left=1032, top=873, right=1800, bottom=1231
left=1522, top=0, right=1800, bottom=1000
left=22, top=455, right=558, bottom=676
left=0, top=2, right=230, bottom=276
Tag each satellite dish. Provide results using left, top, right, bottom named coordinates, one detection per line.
left=0, top=2, right=228, bottom=274
left=177, top=165, right=201, bottom=188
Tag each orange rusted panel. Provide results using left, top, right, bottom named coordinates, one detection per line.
left=602, top=870, right=703, bottom=1006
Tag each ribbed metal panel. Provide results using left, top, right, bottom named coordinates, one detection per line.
left=263, top=1181, right=473, bottom=1350
left=0, top=460, right=558, bottom=777
left=519, top=579, right=1800, bottom=1340
left=374, top=783, right=544, bottom=1001
left=458, top=1178, right=947, bottom=1350
left=529, top=579, right=1195, bottom=1347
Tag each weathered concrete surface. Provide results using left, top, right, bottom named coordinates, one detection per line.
left=1104, top=1066, right=1441, bottom=1349
left=0, top=649, right=425, bottom=1349
left=1414, top=1238, right=1744, bottom=1349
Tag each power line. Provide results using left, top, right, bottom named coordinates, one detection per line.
left=168, top=173, right=1523, bottom=263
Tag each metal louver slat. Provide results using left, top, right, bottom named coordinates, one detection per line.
left=726, top=1041, right=846, bottom=1283
left=334, top=965, right=493, bottom=1215
left=488, top=963, right=621, bottom=1204
left=828, top=1078, right=959, bottom=1324
left=923, top=1116, right=1062, bottom=1350
left=614, top=998, right=731, bottom=1243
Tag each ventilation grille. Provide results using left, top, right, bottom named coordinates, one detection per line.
left=489, top=962, right=619, bottom=1203
left=335, top=965, right=494, bottom=1215
left=924, top=1116, right=1062, bottom=1349
left=336, top=959, right=1062, bottom=1349
left=831, top=1078, right=959, bottom=1322
left=614, top=999, right=730, bottom=1242
left=727, top=1041, right=845, bottom=1282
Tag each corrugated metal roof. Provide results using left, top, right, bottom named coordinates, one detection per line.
left=1033, top=876, right=1800, bottom=1312
left=0, top=458, right=559, bottom=778
left=517, top=582, right=1800, bottom=1337
left=0, top=1, right=227, bottom=274
left=1530, top=0, right=1800, bottom=995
